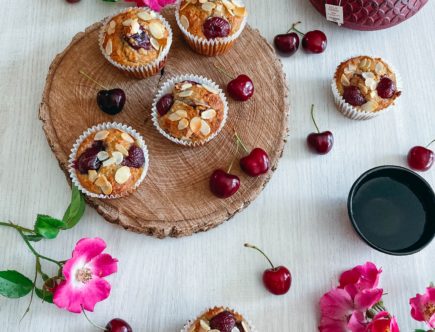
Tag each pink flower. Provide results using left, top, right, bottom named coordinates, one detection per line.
left=339, top=262, right=382, bottom=299
left=53, top=238, right=118, bottom=313
left=410, top=286, right=435, bottom=328
left=367, top=311, right=400, bottom=332
left=319, top=287, right=383, bottom=332
left=125, top=0, right=176, bottom=11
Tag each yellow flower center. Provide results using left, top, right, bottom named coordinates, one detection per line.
left=76, top=267, right=92, bottom=284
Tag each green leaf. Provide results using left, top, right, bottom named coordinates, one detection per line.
left=414, top=329, right=426, bottom=332
left=61, top=185, right=85, bottom=230
left=24, top=234, right=43, bottom=242
left=34, top=215, right=64, bottom=239
left=34, top=288, right=53, bottom=304
left=0, top=270, right=34, bottom=298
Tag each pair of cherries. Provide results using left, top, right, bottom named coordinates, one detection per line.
left=274, top=21, right=327, bottom=56
left=210, top=133, right=270, bottom=199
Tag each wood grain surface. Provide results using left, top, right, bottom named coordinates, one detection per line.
left=39, top=7, right=288, bottom=238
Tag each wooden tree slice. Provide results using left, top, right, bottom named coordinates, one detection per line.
left=39, top=7, right=288, bottom=238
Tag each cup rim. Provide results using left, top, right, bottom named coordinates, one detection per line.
left=347, top=165, right=435, bottom=256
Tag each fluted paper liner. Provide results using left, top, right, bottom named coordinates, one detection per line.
left=151, top=74, right=228, bottom=147
left=68, top=122, right=149, bottom=199
left=175, top=0, right=247, bottom=56
left=99, top=7, right=173, bottom=79
left=332, top=55, right=403, bottom=120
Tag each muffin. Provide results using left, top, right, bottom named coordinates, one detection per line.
left=99, top=7, right=172, bottom=79
left=175, top=0, right=247, bottom=56
left=152, top=74, right=228, bottom=146
left=182, top=307, right=255, bottom=332
left=69, top=123, right=149, bottom=198
left=332, top=56, right=402, bottom=120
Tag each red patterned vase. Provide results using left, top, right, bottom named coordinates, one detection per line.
left=309, top=0, right=428, bottom=30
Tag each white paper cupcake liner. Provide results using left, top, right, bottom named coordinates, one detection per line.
left=68, top=122, right=149, bottom=199
left=331, top=55, right=403, bottom=120
left=151, top=74, right=228, bottom=147
left=175, top=0, right=247, bottom=56
left=181, top=306, right=257, bottom=332
left=99, top=7, right=173, bottom=79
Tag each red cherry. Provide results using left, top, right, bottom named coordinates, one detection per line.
left=227, top=75, right=254, bottom=101
left=106, top=318, right=132, bottom=332
left=156, top=94, right=174, bottom=116
left=343, top=86, right=366, bottom=106
left=302, top=30, right=327, bottom=54
left=245, top=243, right=292, bottom=295
left=210, top=169, right=240, bottom=198
left=407, top=141, right=434, bottom=171
left=203, top=17, right=231, bottom=39
left=306, top=105, right=333, bottom=154
left=376, top=76, right=396, bottom=99
left=234, top=132, right=270, bottom=176
left=274, top=32, right=299, bottom=56
left=66, top=0, right=80, bottom=3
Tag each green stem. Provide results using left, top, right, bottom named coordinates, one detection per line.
left=21, top=260, right=38, bottom=321
left=82, top=307, right=107, bottom=331
left=310, top=104, right=320, bottom=133
left=213, top=63, right=234, bottom=80
left=227, top=142, right=239, bottom=174
left=244, top=243, right=275, bottom=269
left=426, top=139, right=435, bottom=148
left=79, top=70, right=108, bottom=90
left=234, top=132, right=249, bottom=154
left=0, top=221, right=34, bottom=233
left=287, top=21, right=305, bottom=36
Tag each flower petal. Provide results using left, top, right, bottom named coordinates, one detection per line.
left=53, top=280, right=85, bottom=313
left=319, top=316, right=349, bottom=332
left=88, top=253, right=118, bottom=278
left=347, top=311, right=367, bottom=332
left=320, top=288, right=354, bottom=320
left=80, top=278, right=111, bottom=312
left=354, top=288, right=383, bottom=311
left=72, top=237, right=106, bottom=262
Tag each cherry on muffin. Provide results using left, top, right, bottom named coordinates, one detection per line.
left=203, top=17, right=231, bottom=39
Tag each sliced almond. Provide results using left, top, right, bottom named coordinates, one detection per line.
left=101, top=183, right=113, bottom=195
left=122, top=18, right=133, bottom=26
left=375, top=62, right=386, bottom=75
left=150, top=38, right=160, bottom=51
left=149, top=22, right=165, bottom=39
left=109, top=20, right=116, bottom=28
left=130, top=19, right=140, bottom=34
left=175, top=110, right=188, bottom=118
left=340, top=74, right=350, bottom=87
left=180, top=15, right=190, bottom=30
left=179, top=90, right=193, bottom=97
left=368, top=90, right=378, bottom=100
left=344, top=64, right=357, bottom=74
left=199, top=319, right=211, bottom=330
left=115, top=166, right=131, bottom=184
left=178, top=118, right=189, bottom=130
left=199, top=0, right=207, bottom=3
left=222, top=0, right=235, bottom=10
left=200, top=120, right=211, bottom=136
left=121, top=132, right=134, bottom=143
left=112, top=151, right=124, bottom=165
left=102, top=157, right=116, bottom=167
left=202, top=84, right=219, bottom=94
left=358, top=82, right=369, bottom=95
left=105, top=39, right=113, bottom=56
left=233, top=6, right=246, bottom=16
left=241, top=321, right=249, bottom=331
left=365, top=77, right=377, bottom=91
left=88, top=170, right=98, bottom=183
left=107, top=27, right=115, bottom=35
left=201, top=108, right=216, bottom=120
left=97, top=151, right=109, bottom=161
left=94, top=130, right=109, bottom=141
left=202, top=2, right=216, bottom=12
left=95, top=174, right=109, bottom=187
left=168, top=113, right=182, bottom=121
left=137, top=11, right=153, bottom=21
left=190, top=117, right=202, bottom=133
left=361, top=100, right=378, bottom=112
left=359, top=58, right=372, bottom=71
left=362, top=71, right=375, bottom=79
left=180, top=83, right=193, bottom=90
left=115, top=143, right=129, bottom=156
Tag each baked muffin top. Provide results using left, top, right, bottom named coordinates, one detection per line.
left=102, top=8, right=170, bottom=67
left=188, top=307, right=250, bottom=332
left=157, top=80, right=225, bottom=143
left=335, top=56, right=401, bottom=113
left=178, top=0, right=247, bottom=40
left=74, top=128, right=146, bottom=196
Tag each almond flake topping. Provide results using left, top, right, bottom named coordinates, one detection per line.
left=222, top=0, right=235, bottom=10
left=179, top=90, right=194, bottom=97
left=200, top=119, right=211, bottom=136
left=101, top=183, right=113, bottom=195
left=109, top=20, right=116, bottom=28
left=365, top=78, right=377, bottom=91
left=112, top=151, right=124, bottom=165
left=340, top=74, right=350, bottom=87
left=361, top=100, right=378, bottom=112
left=97, top=151, right=109, bottom=161
left=168, top=113, right=182, bottom=121
left=150, top=38, right=160, bottom=50
left=107, top=27, right=115, bottom=35
left=122, top=19, right=133, bottom=26
left=180, top=83, right=193, bottom=90
left=233, top=6, right=246, bottom=16
left=115, top=166, right=131, bottom=184
left=178, top=118, right=189, bottom=130
left=149, top=22, right=165, bottom=39
left=88, top=170, right=98, bottom=183
left=94, top=130, right=109, bottom=140
left=180, top=15, right=190, bottom=29
left=175, top=110, right=188, bottom=118
left=130, top=19, right=140, bottom=34
left=375, top=62, right=386, bottom=75
left=115, top=144, right=129, bottom=156
left=121, top=132, right=134, bottom=143
left=201, top=109, right=216, bottom=119
left=190, top=117, right=202, bottom=133
left=137, top=11, right=154, bottom=21
left=241, top=321, right=249, bottom=331
left=105, top=39, right=113, bottom=56
left=202, top=2, right=216, bottom=12
left=362, top=72, right=375, bottom=79
left=344, top=65, right=356, bottom=75
left=102, top=157, right=116, bottom=167
left=202, top=84, right=219, bottom=94
left=199, top=0, right=207, bottom=3
left=199, top=319, right=211, bottom=330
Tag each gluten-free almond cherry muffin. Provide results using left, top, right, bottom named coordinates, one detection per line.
left=176, top=0, right=247, bottom=56
left=182, top=307, right=255, bottom=332
left=332, top=56, right=402, bottom=120
left=69, top=123, right=149, bottom=198
left=152, top=75, right=228, bottom=146
left=99, top=7, right=172, bottom=78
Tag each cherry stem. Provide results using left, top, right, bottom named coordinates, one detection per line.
left=426, top=139, right=435, bottom=148
left=213, top=63, right=234, bottom=80
left=234, top=132, right=249, bottom=154
left=310, top=104, right=321, bottom=133
left=81, top=307, right=107, bottom=331
left=227, top=142, right=239, bottom=174
left=244, top=243, right=275, bottom=270
left=287, top=21, right=305, bottom=36
left=79, top=70, right=108, bottom=90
